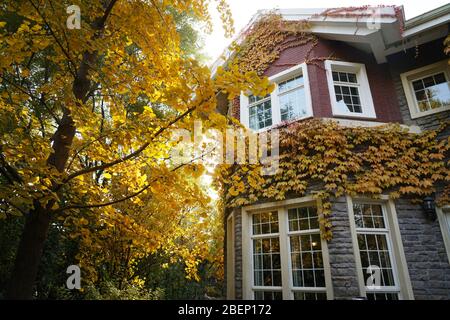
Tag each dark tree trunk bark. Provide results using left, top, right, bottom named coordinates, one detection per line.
left=5, top=204, right=51, bottom=299
left=5, top=57, right=91, bottom=299
left=5, top=113, right=76, bottom=299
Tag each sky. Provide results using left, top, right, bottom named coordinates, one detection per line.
left=202, top=0, right=449, bottom=63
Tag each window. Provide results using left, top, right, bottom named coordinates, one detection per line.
left=251, top=211, right=282, bottom=299
left=248, top=94, right=272, bottom=130
left=353, top=203, right=399, bottom=300
left=332, top=71, right=362, bottom=113
left=325, top=60, right=376, bottom=118
left=278, top=76, right=308, bottom=121
left=401, top=60, right=450, bottom=118
left=242, top=197, right=333, bottom=300
left=240, top=64, right=313, bottom=131
left=437, top=206, right=450, bottom=264
left=348, top=197, right=414, bottom=300
left=226, top=214, right=235, bottom=299
left=288, top=207, right=327, bottom=300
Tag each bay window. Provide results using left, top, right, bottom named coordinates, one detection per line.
left=243, top=197, right=333, bottom=300
left=240, top=63, right=313, bottom=131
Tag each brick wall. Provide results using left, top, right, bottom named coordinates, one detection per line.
left=234, top=37, right=403, bottom=124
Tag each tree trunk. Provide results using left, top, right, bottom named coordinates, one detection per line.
left=5, top=204, right=51, bottom=299
left=5, top=54, right=91, bottom=299
left=5, top=112, right=76, bottom=299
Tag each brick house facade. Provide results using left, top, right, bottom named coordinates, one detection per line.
left=222, top=5, right=450, bottom=300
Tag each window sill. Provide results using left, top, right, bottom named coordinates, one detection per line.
left=249, top=115, right=314, bottom=133
left=409, top=105, right=450, bottom=119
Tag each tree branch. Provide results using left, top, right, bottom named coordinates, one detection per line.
left=27, top=0, right=77, bottom=76
left=62, top=104, right=197, bottom=183
left=95, top=0, right=119, bottom=30
left=56, top=155, right=196, bottom=211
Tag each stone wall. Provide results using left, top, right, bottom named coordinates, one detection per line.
left=225, top=196, right=450, bottom=300
left=395, top=199, right=450, bottom=300
left=326, top=197, right=361, bottom=299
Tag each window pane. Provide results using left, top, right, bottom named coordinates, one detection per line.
left=422, top=76, right=435, bottom=88
left=288, top=207, right=319, bottom=231
left=434, top=73, right=446, bottom=84
left=347, top=73, right=357, bottom=83
left=254, top=291, right=283, bottom=300
left=356, top=231, right=397, bottom=288
left=290, top=233, right=325, bottom=288
left=253, top=237, right=281, bottom=286
left=342, top=86, right=350, bottom=95
left=415, top=89, right=426, bottom=101
left=253, top=212, right=279, bottom=235
left=332, top=70, right=361, bottom=113
left=278, top=75, right=304, bottom=93
left=279, top=87, right=307, bottom=121
left=293, top=291, right=327, bottom=300
left=366, top=292, right=399, bottom=301
left=411, top=72, right=450, bottom=112
left=334, top=85, right=362, bottom=113
left=249, top=99, right=272, bottom=130
left=353, top=203, right=385, bottom=229
left=427, top=82, right=450, bottom=109
left=412, top=79, right=424, bottom=90
left=249, top=94, right=270, bottom=104
left=334, top=71, right=357, bottom=84
left=332, top=72, right=339, bottom=82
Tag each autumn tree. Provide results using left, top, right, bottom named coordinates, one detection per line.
left=0, top=0, right=272, bottom=299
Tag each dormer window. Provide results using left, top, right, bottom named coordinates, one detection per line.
left=325, top=60, right=376, bottom=119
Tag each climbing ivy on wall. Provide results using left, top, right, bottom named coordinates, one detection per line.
left=235, top=14, right=316, bottom=75
left=219, top=10, right=450, bottom=240
left=218, top=120, right=449, bottom=240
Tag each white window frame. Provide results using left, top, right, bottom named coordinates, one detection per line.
left=436, top=206, right=450, bottom=264
left=240, top=63, right=313, bottom=132
left=241, top=196, right=333, bottom=300
left=347, top=196, right=414, bottom=300
left=226, top=213, right=235, bottom=299
left=247, top=94, right=273, bottom=131
left=400, top=60, right=450, bottom=119
left=325, top=60, right=376, bottom=119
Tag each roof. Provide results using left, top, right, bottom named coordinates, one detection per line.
left=210, top=4, right=450, bottom=72
left=405, top=3, right=450, bottom=31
